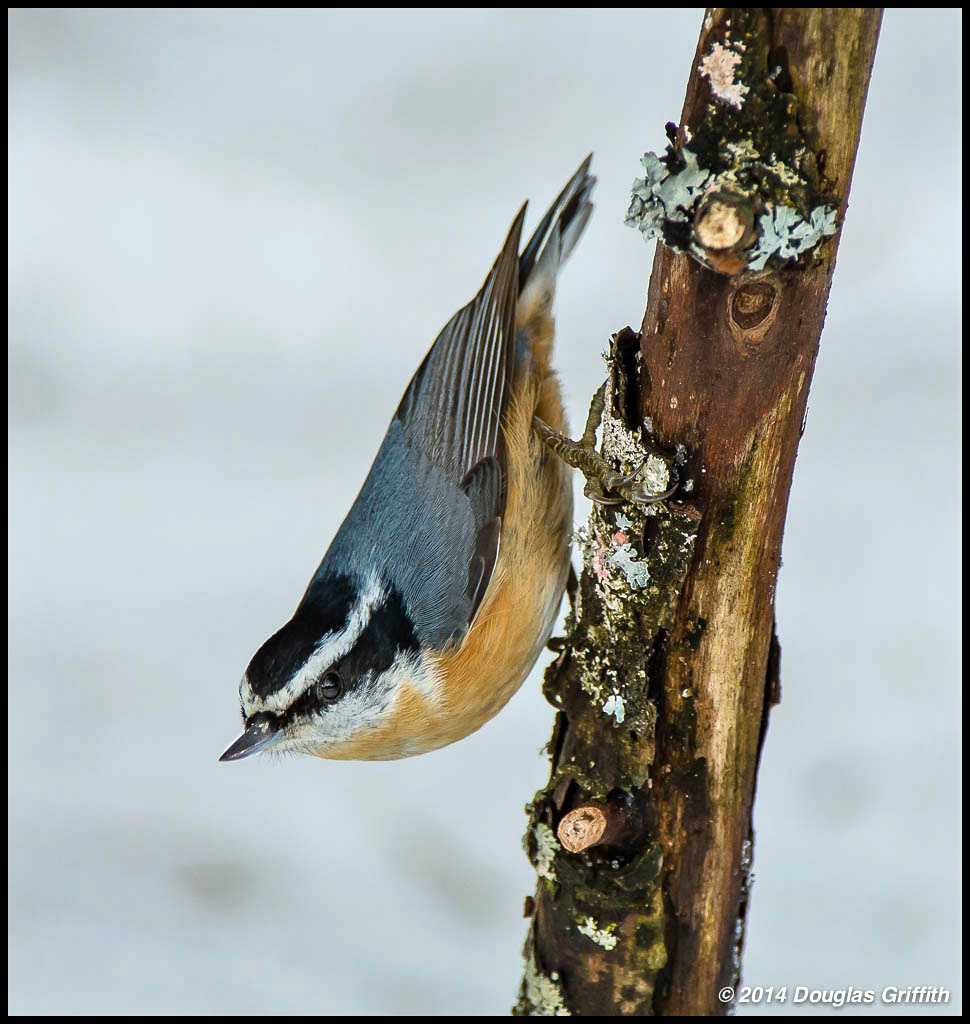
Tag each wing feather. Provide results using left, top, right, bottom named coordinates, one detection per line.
left=396, top=205, right=525, bottom=487
left=388, top=208, right=524, bottom=629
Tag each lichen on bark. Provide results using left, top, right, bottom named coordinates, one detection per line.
left=516, top=330, right=699, bottom=1015
left=625, top=7, right=839, bottom=276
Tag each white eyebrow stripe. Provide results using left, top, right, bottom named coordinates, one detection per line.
left=241, top=574, right=386, bottom=716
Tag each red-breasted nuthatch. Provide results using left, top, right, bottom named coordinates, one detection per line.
left=220, top=158, right=595, bottom=762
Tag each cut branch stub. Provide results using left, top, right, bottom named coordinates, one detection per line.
left=692, top=191, right=758, bottom=274
left=558, top=805, right=607, bottom=852
left=557, top=802, right=631, bottom=853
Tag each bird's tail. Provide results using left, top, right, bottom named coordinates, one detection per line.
left=518, top=154, right=596, bottom=303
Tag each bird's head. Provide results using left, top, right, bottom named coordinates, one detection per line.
left=220, top=572, right=442, bottom=762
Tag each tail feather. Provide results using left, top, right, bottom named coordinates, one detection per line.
left=559, top=197, right=593, bottom=266
left=531, top=219, right=561, bottom=291
left=518, top=154, right=595, bottom=294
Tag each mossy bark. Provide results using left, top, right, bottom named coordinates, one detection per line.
left=517, top=9, right=882, bottom=1016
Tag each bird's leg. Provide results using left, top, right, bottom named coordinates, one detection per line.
left=534, top=383, right=678, bottom=506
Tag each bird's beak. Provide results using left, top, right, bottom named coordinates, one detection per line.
left=219, top=717, right=278, bottom=762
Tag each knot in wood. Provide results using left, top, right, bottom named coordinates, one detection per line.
left=727, top=277, right=780, bottom=353
left=731, top=282, right=776, bottom=330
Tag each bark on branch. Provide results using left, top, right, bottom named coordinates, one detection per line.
left=517, top=8, right=882, bottom=1016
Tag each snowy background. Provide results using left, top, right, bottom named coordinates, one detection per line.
left=9, top=9, right=961, bottom=1016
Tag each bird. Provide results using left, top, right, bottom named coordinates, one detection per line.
left=220, top=157, right=595, bottom=763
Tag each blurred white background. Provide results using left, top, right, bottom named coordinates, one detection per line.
left=8, top=8, right=961, bottom=1016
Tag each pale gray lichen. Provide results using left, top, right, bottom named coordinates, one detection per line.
left=522, top=954, right=571, bottom=1016
left=626, top=149, right=711, bottom=240
left=625, top=10, right=839, bottom=276
left=534, top=823, right=561, bottom=882
left=722, top=138, right=759, bottom=177
left=641, top=453, right=671, bottom=496
left=586, top=519, right=646, bottom=611
left=577, top=376, right=686, bottom=624
left=609, top=542, right=651, bottom=589
left=597, top=371, right=673, bottom=512
left=746, top=203, right=838, bottom=270
left=602, top=692, right=626, bottom=724
left=577, top=916, right=619, bottom=950
left=577, top=649, right=620, bottom=712
left=627, top=142, right=838, bottom=272
left=600, top=371, right=643, bottom=466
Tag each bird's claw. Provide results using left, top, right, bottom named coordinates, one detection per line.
left=584, top=467, right=679, bottom=506
left=534, top=383, right=679, bottom=508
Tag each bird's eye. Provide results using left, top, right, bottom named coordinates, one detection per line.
left=315, top=672, right=343, bottom=703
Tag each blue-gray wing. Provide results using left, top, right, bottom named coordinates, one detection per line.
left=323, top=208, right=525, bottom=649
left=397, top=206, right=525, bottom=494
left=392, top=205, right=525, bottom=627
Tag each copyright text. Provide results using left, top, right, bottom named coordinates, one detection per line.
left=717, top=985, right=951, bottom=1008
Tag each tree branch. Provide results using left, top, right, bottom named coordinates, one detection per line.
left=516, top=8, right=882, bottom=1016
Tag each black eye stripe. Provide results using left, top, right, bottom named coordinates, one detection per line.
left=338, top=586, right=419, bottom=682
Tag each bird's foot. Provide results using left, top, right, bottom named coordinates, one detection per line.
left=534, top=383, right=678, bottom=506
